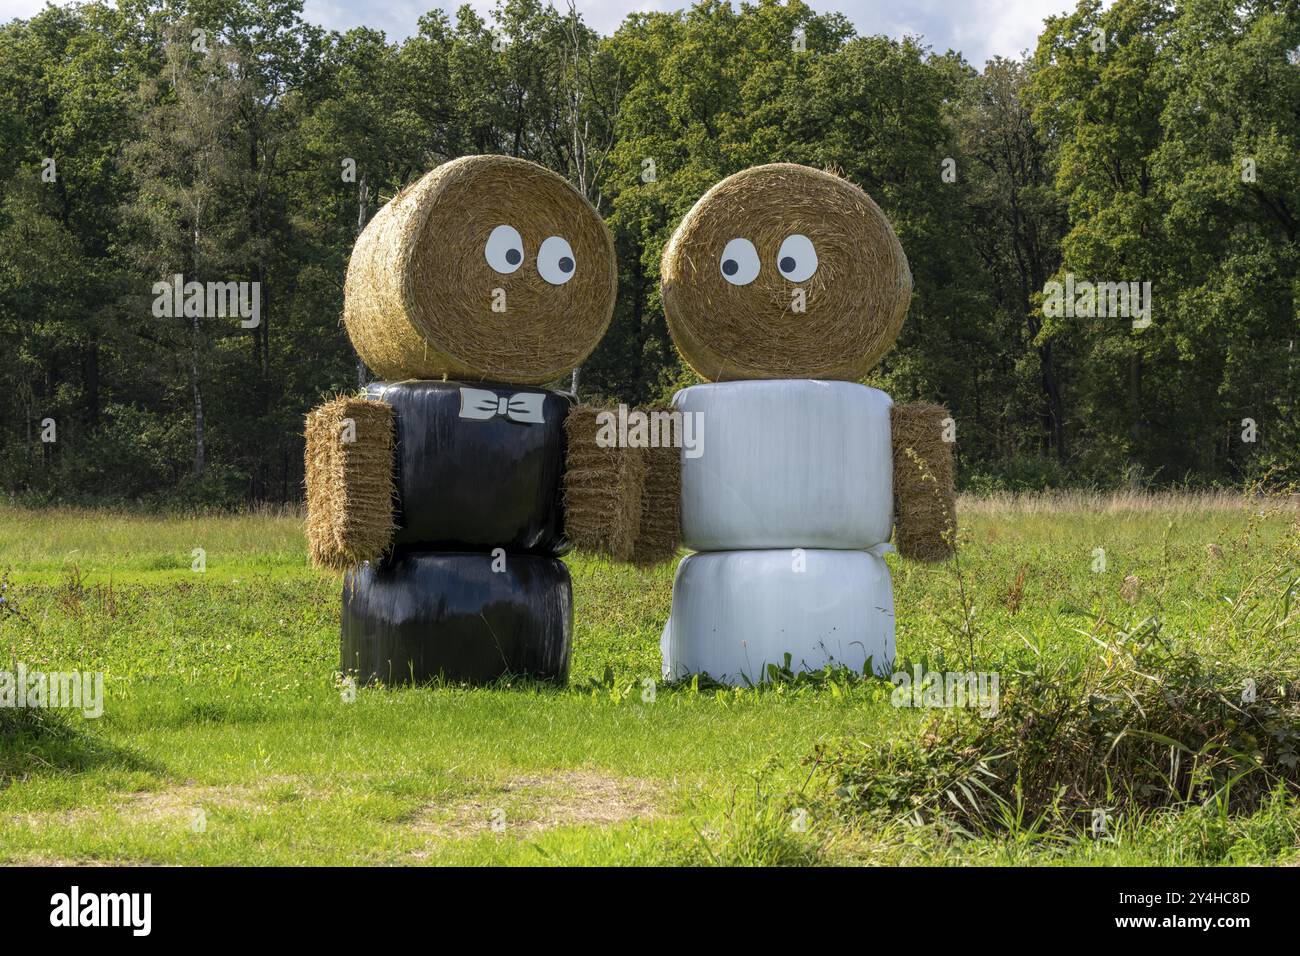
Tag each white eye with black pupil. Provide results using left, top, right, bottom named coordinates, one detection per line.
left=776, top=234, right=817, bottom=282
left=485, top=224, right=524, bottom=274
left=537, top=235, right=576, bottom=285
left=719, top=238, right=760, bottom=286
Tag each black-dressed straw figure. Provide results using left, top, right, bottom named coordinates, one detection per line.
left=305, top=154, right=640, bottom=685
left=612, top=163, right=959, bottom=684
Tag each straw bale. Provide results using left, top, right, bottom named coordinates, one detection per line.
left=628, top=422, right=681, bottom=566
left=562, top=404, right=647, bottom=561
left=305, top=396, right=396, bottom=570
left=661, top=163, right=911, bottom=382
left=891, top=402, right=957, bottom=562
left=345, top=154, right=616, bottom=383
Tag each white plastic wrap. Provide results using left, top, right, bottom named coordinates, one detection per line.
left=674, top=379, right=894, bottom=551
left=661, top=547, right=895, bottom=684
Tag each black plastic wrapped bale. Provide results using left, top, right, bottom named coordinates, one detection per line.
left=367, top=380, right=573, bottom=555
left=341, top=551, right=573, bottom=685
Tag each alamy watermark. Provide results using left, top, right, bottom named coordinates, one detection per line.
left=152, top=274, right=261, bottom=328
left=50, top=886, right=150, bottom=936
left=1, top=664, right=104, bottom=718
left=891, top=665, right=1000, bottom=717
left=594, top=404, right=704, bottom=459
left=1042, top=272, right=1152, bottom=329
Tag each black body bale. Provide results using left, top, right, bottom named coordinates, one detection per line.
left=341, top=550, right=572, bottom=686
left=367, top=380, right=573, bottom=556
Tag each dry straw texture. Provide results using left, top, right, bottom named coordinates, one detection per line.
left=344, top=154, right=617, bottom=384
left=305, top=396, right=396, bottom=571
left=661, top=163, right=912, bottom=382
left=629, top=416, right=682, bottom=566
left=562, top=405, right=647, bottom=561
left=891, top=402, right=957, bottom=562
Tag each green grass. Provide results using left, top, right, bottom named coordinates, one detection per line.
left=0, top=497, right=1296, bottom=866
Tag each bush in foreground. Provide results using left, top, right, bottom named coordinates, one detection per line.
left=818, top=615, right=1300, bottom=836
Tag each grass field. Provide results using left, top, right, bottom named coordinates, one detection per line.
left=1, top=495, right=1297, bottom=866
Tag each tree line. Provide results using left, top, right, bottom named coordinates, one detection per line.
left=0, top=0, right=1295, bottom=506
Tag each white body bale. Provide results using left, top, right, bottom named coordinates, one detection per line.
left=661, top=548, right=895, bottom=684
left=674, top=380, right=894, bottom=550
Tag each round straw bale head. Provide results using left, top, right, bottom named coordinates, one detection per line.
left=661, top=163, right=912, bottom=382
left=344, top=154, right=616, bottom=384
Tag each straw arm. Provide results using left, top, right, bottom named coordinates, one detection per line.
left=562, top=404, right=682, bottom=565
left=304, top=396, right=397, bottom=572
left=626, top=412, right=683, bottom=567
left=890, top=402, right=957, bottom=562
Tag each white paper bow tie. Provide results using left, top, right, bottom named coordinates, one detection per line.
left=458, top=387, right=547, bottom=424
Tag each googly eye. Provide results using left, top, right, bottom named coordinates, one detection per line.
left=485, top=224, right=525, bottom=274
left=537, top=235, right=576, bottom=285
left=719, top=238, right=760, bottom=286
left=776, top=234, right=817, bottom=283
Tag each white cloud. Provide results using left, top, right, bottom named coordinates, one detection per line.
left=806, top=0, right=1074, bottom=64
left=1, top=0, right=47, bottom=20
left=1, top=0, right=1076, bottom=64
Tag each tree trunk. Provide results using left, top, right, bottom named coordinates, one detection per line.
left=191, top=312, right=205, bottom=478
left=191, top=223, right=206, bottom=478
left=1038, top=340, right=1066, bottom=458
left=1127, top=350, right=1142, bottom=486
left=83, top=336, right=100, bottom=427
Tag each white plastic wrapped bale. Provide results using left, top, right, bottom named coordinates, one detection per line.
left=661, top=547, right=895, bottom=684
left=674, top=380, right=894, bottom=551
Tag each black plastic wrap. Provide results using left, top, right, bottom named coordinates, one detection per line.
left=341, top=550, right=572, bottom=685
left=367, top=380, right=572, bottom=555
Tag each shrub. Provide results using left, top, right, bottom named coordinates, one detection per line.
left=962, top=454, right=1071, bottom=493
left=816, top=615, right=1300, bottom=836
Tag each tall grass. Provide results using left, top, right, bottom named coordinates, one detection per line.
left=818, top=519, right=1300, bottom=836
left=958, top=489, right=1300, bottom=515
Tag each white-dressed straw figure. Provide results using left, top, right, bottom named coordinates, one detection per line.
left=636, top=163, right=958, bottom=684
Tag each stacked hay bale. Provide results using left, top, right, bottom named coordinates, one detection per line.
left=664, top=379, right=902, bottom=682
left=561, top=404, right=682, bottom=566
left=343, top=155, right=615, bottom=384
left=629, top=439, right=683, bottom=567
left=561, top=404, right=648, bottom=561
left=890, top=402, right=958, bottom=561
left=304, top=396, right=396, bottom=572
left=305, top=154, right=619, bottom=686
left=656, top=164, right=955, bottom=685
left=661, top=164, right=911, bottom=383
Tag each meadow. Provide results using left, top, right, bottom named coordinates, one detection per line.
left=0, top=494, right=1297, bottom=866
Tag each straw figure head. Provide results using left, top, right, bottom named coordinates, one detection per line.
left=345, top=154, right=617, bottom=385
left=661, top=163, right=912, bottom=382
